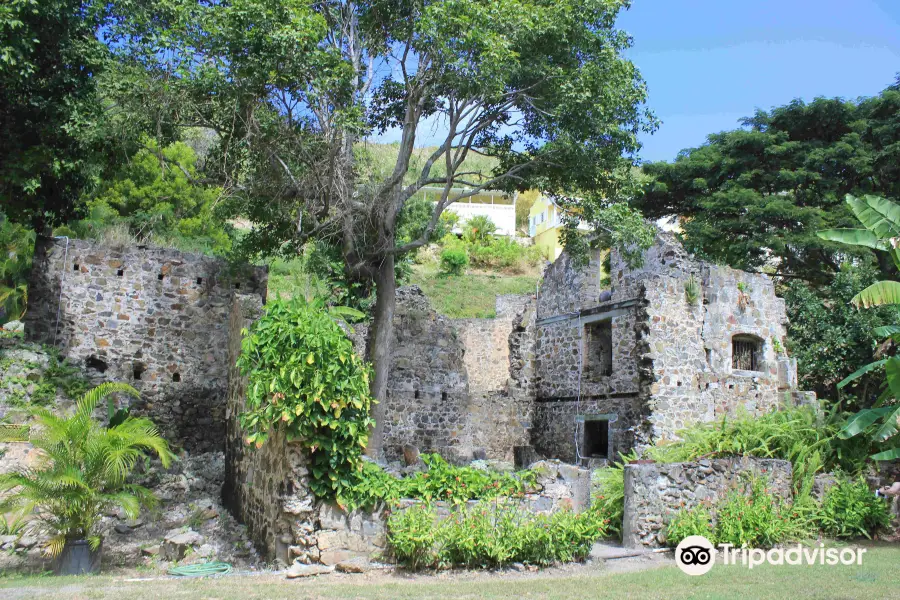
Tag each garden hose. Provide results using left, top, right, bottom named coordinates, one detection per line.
left=167, top=561, right=233, bottom=577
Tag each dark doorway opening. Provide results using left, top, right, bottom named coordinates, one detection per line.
left=583, top=419, right=610, bottom=458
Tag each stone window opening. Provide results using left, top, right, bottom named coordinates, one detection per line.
left=133, top=362, right=146, bottom=381
left=196, top=277, right=203, bottom=285
left=583, top=319, right=613, bottom=378
left=414, top=389, right=420, bottom=399
left=117, top=269, right=124, bottom=277
left=158, top=273, right=164, bottom=281
left=172, top=372, right=181, bottom=382
left=441, top=391, right=448, bottom=401
left=73, top=263, right=79, bottom=272
left=732, top=334, right=762, bottom=372
left=582, top=418, right=610, bottom=458
left=85, top=356, right=108, bottom=373
left=234, top=282, right=241, bottom=290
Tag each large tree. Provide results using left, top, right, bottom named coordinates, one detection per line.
left=117, top=0, right=657, bottom=455
left=0, top=0, right=154, bottom=232
left=636, top=79, right=900, bottom=283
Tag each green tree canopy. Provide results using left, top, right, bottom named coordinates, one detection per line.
left=636, top=79, right=900, bottom=282
left=116, top=0, right=658, bottom=455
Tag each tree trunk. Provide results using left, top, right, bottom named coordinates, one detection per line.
left=366, top=252, right=396, bottom=459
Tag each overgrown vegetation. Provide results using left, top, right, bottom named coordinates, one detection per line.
left=236, top=297, right=374, bottom=502
left=342, top=454, right=537, bottom=511
left=816, top=475, right=893, bottom=539
left=0, top=218, right=34, bottom=322
left=0, top=383, right=173, bottom=557
left=432, top=216, right=546, bottom=277
left=665, top=474, right=891, bottom=548
left=593, top=407, right=893, bottom=544
left=387, top=498, right=610, bottom=570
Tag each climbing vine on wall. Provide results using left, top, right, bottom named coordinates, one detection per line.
left=236, top=298, right=374, bottom=501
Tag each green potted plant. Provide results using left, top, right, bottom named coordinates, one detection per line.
left=0, top=382, right=173, bottom=574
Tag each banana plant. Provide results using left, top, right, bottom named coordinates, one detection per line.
left=819, top=194, right=900, bottom=460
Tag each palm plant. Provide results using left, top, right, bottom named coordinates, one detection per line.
left=0, top=218, right=34, bottom=321
left=818, top=194, right=900, bottom=460
left=0, top=383, right=173, bottom=557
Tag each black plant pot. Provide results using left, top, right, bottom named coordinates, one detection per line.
left=54, top=539, right=102, bottom=575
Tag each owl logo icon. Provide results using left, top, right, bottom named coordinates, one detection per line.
left=675, top=535, right=716, bottom=575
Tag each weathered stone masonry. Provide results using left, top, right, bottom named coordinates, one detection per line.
left=530, top=233, right=815, bottom=464
left=25, top=237, right=267, bottom=451
left=622, top=457, right=793, bottom=548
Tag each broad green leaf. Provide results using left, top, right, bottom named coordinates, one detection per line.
left=871, top=447, right=900, bottom=461
left=837, top=358, right=886, bottom=389
left=872, top=404, right=900, bottom=442
left=874, top=325, right=900, bottom=338
left=840, top=406, right=894, bottom=439
left=885, top=358, right=900, bottom=400
left=846, top=194, right=900, bottom=239
left=851, top=280, right=900, bottom=308
left=817, top=228, right=887, bottom=250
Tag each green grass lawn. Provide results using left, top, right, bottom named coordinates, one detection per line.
left=263, top=249, right=541, bottom=319
left=3, top=544, right=897, bottom=600
left=409, top=264, right=538, bottom=319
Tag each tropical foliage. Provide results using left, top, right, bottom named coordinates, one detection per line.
left=0, top=217, right=34, bottom=321
left=236, top=297, right=374, bottom=502
left=0, top=383, right=173, bottom=556
left=784, top=263, right=900, bottom=403
left=342, top=454, right=537, bottom=511
left=82, top=140, right=232, bottom=255
left=387, top=497, right=610, bottom=570
left=637, top=81, right=900, bottom=284
left=818, top=194, right=900, bottom=460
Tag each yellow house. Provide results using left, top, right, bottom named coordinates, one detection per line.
left=528, top=195, right=590, bottom=260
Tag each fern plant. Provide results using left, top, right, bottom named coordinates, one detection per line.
left=0, top=383, right=174, bottom=556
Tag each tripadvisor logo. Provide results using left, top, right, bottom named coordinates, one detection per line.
left=675, top=536, right=716, bottom=576
left=675, top=536, right=868, bottom=576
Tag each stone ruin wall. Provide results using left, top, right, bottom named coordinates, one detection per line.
left=626, top=236, right=796, bottom=444
left=530, top=247, right=647, bottom=462
left=222, top=294, right=386, bottom=567
left=24, top=237, right=267, bottom=452
left=622, top=457, right=793, bottom=548
left=379, top=286, right=471, bottom=462
left=454, top=294, right=533, bottom=462
left=531, top=232, right=809, bottom=461
left=223, top=293, right=591, bottom=564
left=353, top=286, right=535, bottom=463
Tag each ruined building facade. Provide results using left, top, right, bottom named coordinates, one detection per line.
left=23, top=233, right=812, bottom=464
left=530, top=233, right=814, bottom=464
left=24, top=237, right=268, bottom=452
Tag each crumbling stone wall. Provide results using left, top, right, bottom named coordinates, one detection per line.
left=622, top=457, right=793, bottom=548
left=455, top=294, right=532, bottom=461
left=531, top=232, right=811, bottom=461
left=381, top=286, right=470, bottom=461
left=25, top=237, right=267, bottom=451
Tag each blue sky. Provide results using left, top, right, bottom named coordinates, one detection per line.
left=622, top=0, right=900, bottom=162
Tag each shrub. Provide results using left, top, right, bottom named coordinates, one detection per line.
left=387, top=498, right=609, bottom=570
left=462, top=215, right=497, bottom=245
left=0, top=383, right=173, bottom=556
left=713, top=476, right=813, bottom=547
left=386, top=503, right=438, bottom=570
left=816, top=475, right=892, bottom=539
left=665, top=476, right=814, bottom=549
left=468, top=236, right=544, bottom=272
left=590, top=451, right=636, bottom=538
left=343, top=453, right=537, bottom=511
left=439, top=238, right=470, bottom=275
left=665, top=504, right=714, bottom=547
left=236, top=297, right=374, bottom=502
